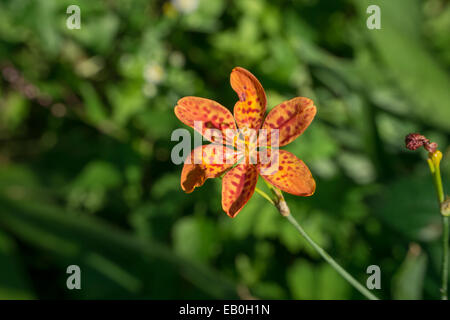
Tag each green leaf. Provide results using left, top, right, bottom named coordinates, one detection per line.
left=79, top=83, right=108, bottom=125
left=392, top=244, right=427, bottom=300
left=287, top=260, right=351, bottom=299
left=287, top=260, right=315, bottom=299
left=316, top=264, right=351, bottom=299
left=173, top=216, right=221, bottom=263
left=0, top=92, right=29, bottom=130
left=355, top=0, right=450, bottom=131
left=67, top=161, right=122, bottom=212
left=68, top=13, right=120, bottom=54
left=373, top=170, right=448, bottom=241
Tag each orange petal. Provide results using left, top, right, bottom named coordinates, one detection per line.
left=262, top=97, right=316, bottom=147
left=175, top=97, right=237, bottom=144
left=230, top=67, right=267, bottom=130
left=222, top=164, right=258, bottom=218
left=257, top=149, right=315, bottom=196
left=181, top=144, right=237, bottom=193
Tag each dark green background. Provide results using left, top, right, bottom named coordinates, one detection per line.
left=0, top=0, right=449, bottom=299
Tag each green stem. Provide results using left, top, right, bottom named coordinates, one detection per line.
left=443, top=216, right=449, bottom=300
left=285, top=214, right=379, bottom=300
left=254, top=184, right=379, bottom=300
left=428, top=152, right=448, bottom=300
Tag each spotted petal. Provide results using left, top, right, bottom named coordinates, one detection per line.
left=175, top=97, right=237, bottom=144
left=230, top=67, right=267, bottom=130
left=257, top=149, right=315, bottom=196
left=181, top=144, right=237, bottom=193
left=262, top=97, right=316, bottom=147
left=222, top=164, right=258, bottom=218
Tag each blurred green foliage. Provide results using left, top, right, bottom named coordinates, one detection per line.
left=0, top=0, right=450, bottom=299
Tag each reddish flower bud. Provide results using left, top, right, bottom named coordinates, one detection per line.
left=405, top=133, right=438, bottom=153
left=424, top=142, right=438, bottom=153
left=405, top=133, right=427, bottom=151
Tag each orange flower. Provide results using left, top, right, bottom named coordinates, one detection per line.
left=174, top=67, right=316, bottom=217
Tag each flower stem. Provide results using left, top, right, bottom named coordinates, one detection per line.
left=442, top=216, right=449, bottom=300
left=255, top=183, right=379, bottom=300
left=427, top=151, right=448, bottom=300
left=285, top=213, right=378, bottom=300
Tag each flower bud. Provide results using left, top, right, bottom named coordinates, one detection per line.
left=429, top=150, right=443, bottom=168
left=441, top=197, right=450, bottom=217
left=405, top=133, right=427, bottom=151
left=405, top=133, right=438, bottom=153
left=425, top=142, right=438, bottom=153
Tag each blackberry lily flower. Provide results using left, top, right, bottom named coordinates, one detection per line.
left=174, top=67, right=316, bottom=217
